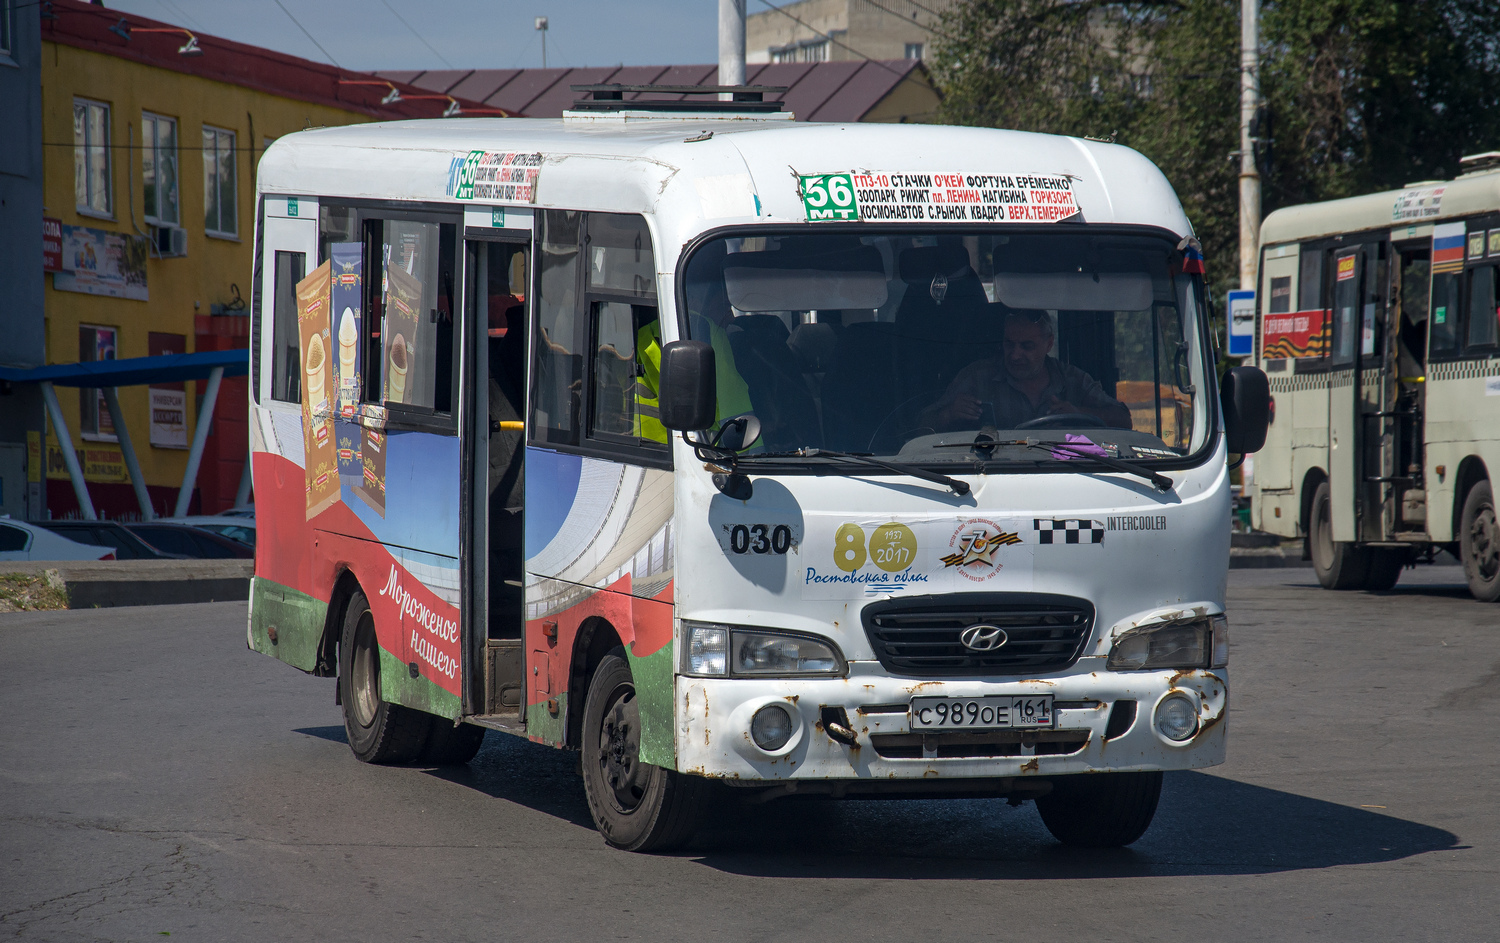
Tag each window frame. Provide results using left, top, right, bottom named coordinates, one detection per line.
left=202, top=125, right=238, bottom=239
left=73, top=98, right=113, bottom=219
left=309, top=201, right=462, bottom=434
left=142, top=112, right=180, bottom=228
left=671, top=220, right=1222, bottom=475
left=526, top=211, right=671, bottom=468
left=0, top=0, right=14, bottom=62
left=78, top=324, right=119, bottom=441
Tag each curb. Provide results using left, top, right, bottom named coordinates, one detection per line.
left=0, top=560, right=252, bottom=609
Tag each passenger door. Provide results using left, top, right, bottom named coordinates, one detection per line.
left=460, top=208, right=533, bottom=721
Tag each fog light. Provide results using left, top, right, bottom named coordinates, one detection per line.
left=1154, top=694, right=1198, bottom=741
left=750, top=704, right=794, bottom=751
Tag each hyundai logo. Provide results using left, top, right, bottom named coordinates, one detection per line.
left=959, top=623, right=1008, bottom=651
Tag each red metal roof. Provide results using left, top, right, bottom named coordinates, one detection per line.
left=375, top=60, right=930, bottom=121
left=43, top=0, right=513, bottom=120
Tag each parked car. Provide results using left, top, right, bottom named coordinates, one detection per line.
left=161, top=515, right=255, bottom=548
left=124, top=522, right=253, bottom=559
left=0, top=519, right=115, bottom=561
left=35, top=520, right=184, bottom=560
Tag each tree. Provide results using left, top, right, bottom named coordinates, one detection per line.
left=931, top=0, right=1500, bottom=300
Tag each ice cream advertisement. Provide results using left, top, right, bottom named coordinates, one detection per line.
left=295, top=261, right=341, bottom=520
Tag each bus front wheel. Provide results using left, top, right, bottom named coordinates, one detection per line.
left=1035, top=771, right=1163, bottom=847
left=580, top=649, right=705, bottom=852
left=1460, top=481, right=1500, bottom=602
left=1310, top=481, right=1370, bottom=589
left=339, top=589, right=431, bottom=764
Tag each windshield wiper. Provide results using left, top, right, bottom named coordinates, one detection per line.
left=1010, top=437, right=1173, bottom=492
left=741, top=448, right=971, bottom=496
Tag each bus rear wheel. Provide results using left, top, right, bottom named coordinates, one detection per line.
left=339, top=589, right=431, bottom=764
left=1035, top=771, right=1163, bottom=847
left=580, top=649, right=704, bottom=852
left=1460, top=481, right=1500, bottom=602
left=1310, top=481, right=1370, bottom=589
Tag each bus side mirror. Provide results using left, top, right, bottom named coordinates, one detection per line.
left=658, top=340, right=717, bottom=432
left=1221, top=365, right=1269, bottom=454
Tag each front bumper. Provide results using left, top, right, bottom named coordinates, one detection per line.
left=674, top=658, right=1227, bottom=781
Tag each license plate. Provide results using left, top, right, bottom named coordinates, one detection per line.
left=910, top=695, right=1054, bottom=730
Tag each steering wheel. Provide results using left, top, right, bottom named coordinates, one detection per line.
left=865, top=393, right=940, bottom=453
left=1015, top=412, right=1107, bottom=430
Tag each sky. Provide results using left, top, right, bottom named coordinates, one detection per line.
left=106, top=0, right=723, bottom=72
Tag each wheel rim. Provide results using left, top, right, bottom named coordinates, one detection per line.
left=1312, top=491, right=1335, bottom=571
left=1468, top=501, right=1499, bottom=582
left=596, top=682, right=648, bottom=814
left=350, top=612, right=380, bottom=729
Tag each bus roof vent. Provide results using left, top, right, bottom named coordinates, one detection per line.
left=568, top=84, right=789, bottom=115
left=1458, top=151, right=1500, bottom=177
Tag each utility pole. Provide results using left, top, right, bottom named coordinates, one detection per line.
left=535, top=17, right=548, bottom=69
left=719, top=0, right=746, bottom=99
left=1238, top=0, right=1260, bottom=292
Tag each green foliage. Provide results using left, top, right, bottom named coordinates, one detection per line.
left=931, top=0, right=1500, bottom=302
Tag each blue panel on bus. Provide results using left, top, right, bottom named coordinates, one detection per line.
left=525, top=447, right=583, bottom=560
left=344, top=430, right=461, bottom=561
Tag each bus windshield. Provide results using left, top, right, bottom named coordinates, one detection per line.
left=680, top=229, right=1211, bottom=466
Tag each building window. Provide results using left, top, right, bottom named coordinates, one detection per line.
left=142, top=113, right=180, bottom=227
left=202, top=126, right=238, bottom=238
left=79, top=325, right=118, bottom=440
left=73, top=99, right=112, bottom=218
left=771, top=39, right=830, bottom=63
left=904, top=43, right=924, bottom=60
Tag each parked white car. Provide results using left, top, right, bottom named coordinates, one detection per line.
left=0, top=519, right=115, bottom=561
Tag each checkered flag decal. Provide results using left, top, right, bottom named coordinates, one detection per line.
left=1034, top=519, right=1104, bottom=544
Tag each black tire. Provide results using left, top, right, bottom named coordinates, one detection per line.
left=1460, top=481, right=1500, bottom=602
left=339, top=589, right=431, bottom=764
left=1364, top=547, right=1409, bottom=592
left=420, top=719, right=487, bottom=766
left=580, top=649, right=705, bottom=852
left=1035, top=771, right=1163, bottom=848
left=1310, top=481, right=1370, bottom=589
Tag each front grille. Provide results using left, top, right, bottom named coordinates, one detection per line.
left=870, top=730, right=1091, bottom=759
left=861, top=593, right=1094, bottom=676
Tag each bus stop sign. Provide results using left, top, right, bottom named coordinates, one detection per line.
left=1228, top=289, right=1255, bottom=358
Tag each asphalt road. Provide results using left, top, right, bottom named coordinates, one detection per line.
left=3, top=566, right=1496, bottom=942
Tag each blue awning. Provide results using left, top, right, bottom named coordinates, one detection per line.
left=0, top=349, right=249, bottom=387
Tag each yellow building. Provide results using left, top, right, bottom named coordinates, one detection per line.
left=38, top=0, right=499, bottom=518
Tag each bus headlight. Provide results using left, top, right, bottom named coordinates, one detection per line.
left=1108, top=614, right=1228, bottom=671
left=681, top=621, right=845, bottom=677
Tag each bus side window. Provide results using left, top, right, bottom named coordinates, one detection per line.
left=270, top=250, right=307, bottom=403
left=1297, top=245, right=1326, bottom=363
left=531, top=210, right=584, bottom=446
left=1430, top=271, right=1462, bottom=356
left=1466, top=264, right=1499, bottom=349
left=363, top=218, right=459, bottom=416
left=583, top=213, right=659, bottom=448
left=1330, top=249, right=1360, bottom=366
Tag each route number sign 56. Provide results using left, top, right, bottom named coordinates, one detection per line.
left=799, top=174, right=860, bottom=221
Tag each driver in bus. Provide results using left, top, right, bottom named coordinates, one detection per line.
left=922, top=308, right=1133, bottom=431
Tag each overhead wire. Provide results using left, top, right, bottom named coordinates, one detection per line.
left=377, top=0, right=454, bottom=69
left=269, top=0, right=342, bottom=69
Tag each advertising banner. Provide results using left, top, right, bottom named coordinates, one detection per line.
left=42, top=218, right=63, bottom=272
left=296, top=261, right=341, bottom=520
left=330, top=242, right=364, bottom=486
left=383, top=265, right=421, bottom=406
left=1262, top=309, right=1330, bottom=360
left=355, top=424, right=387, bottom=517
left=149, top=388, right=188, bottom=449
left=799, top=171, right=1079, bottom=223
left=52, top=225, right=149, bottom=300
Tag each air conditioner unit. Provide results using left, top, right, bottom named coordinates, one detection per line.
left=154, top=225, right=187, bottom=258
